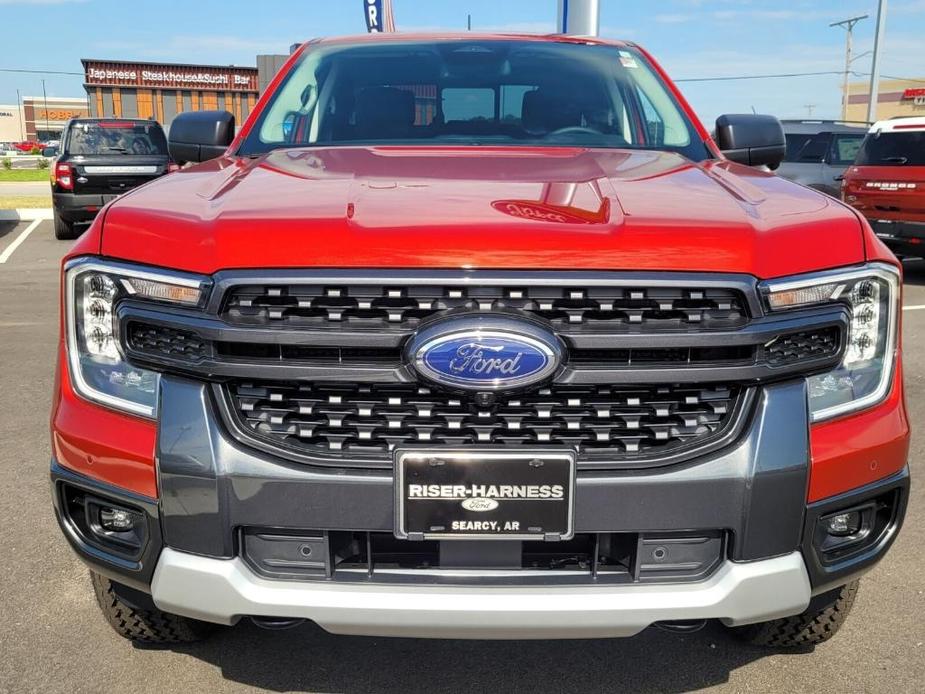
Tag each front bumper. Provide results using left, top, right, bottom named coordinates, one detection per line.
left=51, top=373, right=910, bottom=638
left=151, top=548, right=810, bottom=638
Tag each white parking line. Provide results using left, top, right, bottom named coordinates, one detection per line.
left=903, top=304, right=925, bottom=311
left=0, top=219, right=43, bottom=264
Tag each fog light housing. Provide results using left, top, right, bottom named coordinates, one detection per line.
left=815, top=503, right=878, bottom=558
left=63, top=488, right=147, bottom=556
left=99, top=507, right=136, bottom=532
left=824, top=511, right=862, bottom=537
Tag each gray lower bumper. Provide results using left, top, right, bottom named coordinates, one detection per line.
left=157, top=377, right=812, bottom=563
left=151, top=548, right=811, bottom=639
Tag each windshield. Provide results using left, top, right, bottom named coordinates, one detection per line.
left=239, top=39, right=710, bottom=160
left=65, top=121, right=168, bottom=156
left=855, top=130, right=925, bottom=166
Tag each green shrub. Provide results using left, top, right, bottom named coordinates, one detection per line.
left=37, top=158, right=50, bottom=170
left=1, top=158, right=12, bottom=170
left=30, top=146, right=41, bottom=155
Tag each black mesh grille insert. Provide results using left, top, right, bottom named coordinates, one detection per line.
left=126, top=323, right=209, bottom=361
left=222, top=283, right=748, bottom=331
left=764, top=327, right=840, bottom=366
left=226, top=381, right=741, bottom=462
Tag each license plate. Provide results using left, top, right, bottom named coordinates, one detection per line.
left=394, top=450, right=576, bottom=541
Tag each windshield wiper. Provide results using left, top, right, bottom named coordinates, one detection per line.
left=883, top=156, right=908, bottom=164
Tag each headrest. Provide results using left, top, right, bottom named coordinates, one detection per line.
left=355, top=87, right=415, bottom=133
left=522, top=89, right=583, bottom=133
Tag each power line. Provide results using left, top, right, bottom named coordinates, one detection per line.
left=675, top=70, right=845, bottom=83
left=3, top=64, right=925, bottom=87
left=675, top=70, right=925, bottom=84
left=880, top=73, right=925, bottom=84
left=0, top=68, right=83, bottom=76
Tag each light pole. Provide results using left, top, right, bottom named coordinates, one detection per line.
left=830, top=15, right=867, bottom=121
left=867, top=0, right=888, bottom=123
left=557, top=0, right=600, bottom=37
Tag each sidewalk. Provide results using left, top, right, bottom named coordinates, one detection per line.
left=0, top=181, right=51, bottom=211
left=0, top=182, right=50, bottom=196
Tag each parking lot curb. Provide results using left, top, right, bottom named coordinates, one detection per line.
left=0, top=208, right=53, bottom=222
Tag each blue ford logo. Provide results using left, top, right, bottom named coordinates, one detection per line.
left=408, top=317, right=562, bottom=390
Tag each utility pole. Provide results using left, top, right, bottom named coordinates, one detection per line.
left=867, top=0, right=888, bottom=123
left=830, top=14, right=867, bottom=121
left=15, top=88, right=25, bottom=140
left=805, top=104, right=818, bottom=117
left=41, top=79, right=49, bottom=142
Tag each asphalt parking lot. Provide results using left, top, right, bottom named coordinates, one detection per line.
left=0, top=220, right=922, bottom=694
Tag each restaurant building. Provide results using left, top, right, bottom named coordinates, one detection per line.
left=81, top=59, right=260, bottom=130
left=846, top=77, right=925, bottom=122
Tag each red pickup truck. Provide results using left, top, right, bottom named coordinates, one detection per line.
left=843, top=117, right=925, bottom=258
left=51, top=34, right=909, bottom=649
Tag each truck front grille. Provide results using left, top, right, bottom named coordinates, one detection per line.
left=222, top=282, right=748, bottom=331
left=117, top=271, right=848, bottom=470
left=224, top=380, right=743, bottom=467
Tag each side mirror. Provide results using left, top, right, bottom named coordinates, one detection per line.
left=168, top=110, right=235, bottom=164
left=715, top=114, right=786, bottom=170
left=282, top=112, right=297, bottom=140
left=42, top=146, right=58, bottom=157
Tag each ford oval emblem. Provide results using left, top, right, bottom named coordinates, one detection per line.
left=461, top=498, right=500, bottom=512
left=407, top=316, right=563, bottom=391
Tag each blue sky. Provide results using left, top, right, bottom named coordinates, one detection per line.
left=2, top=0, right=924, bottom=126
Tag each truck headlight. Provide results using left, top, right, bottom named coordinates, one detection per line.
left=763, top=263, right=900, bottom=422
left=64, top=258, right=208, bottom=418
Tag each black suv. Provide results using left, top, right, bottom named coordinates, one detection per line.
left=49, top=118, right=173, bottom=240
left=776, top=120, right=868, bottom=197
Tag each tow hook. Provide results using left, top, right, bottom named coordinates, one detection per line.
left=655, top=620, right=708, bottom=634
left=250, top=617, right=306, bottom=631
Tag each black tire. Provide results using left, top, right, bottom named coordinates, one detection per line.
left=53, top=209, right=79, bottom=240
left=90, top=571, right=215, bottom=644
left=730, top=580, right=860, bottom=648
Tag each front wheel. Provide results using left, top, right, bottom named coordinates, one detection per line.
left=729, top=580, right=860, bottom=647
left=90, top=571, right=215, bottom=643
left=53, top=209, right=79, bottom=240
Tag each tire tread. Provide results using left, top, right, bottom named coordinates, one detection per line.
left=90, top=571, right=210, bottom=643
left=732, top=580, right=859, bottom=647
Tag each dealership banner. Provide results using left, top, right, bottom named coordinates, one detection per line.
left=364, top=0, right=396, bottom=32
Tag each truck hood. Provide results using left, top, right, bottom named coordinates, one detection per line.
left=101, top=146, right=865, bottom=278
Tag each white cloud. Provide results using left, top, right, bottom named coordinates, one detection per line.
left=652, top=30, right=925, bottom=125
left=648, top=3, right=877, bottom=24
left=92, top=34, right=290, bottom=62
left=893, top=0, right=925, bottom=13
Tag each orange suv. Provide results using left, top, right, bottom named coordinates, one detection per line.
left=843, top=117, right=925, bottom=258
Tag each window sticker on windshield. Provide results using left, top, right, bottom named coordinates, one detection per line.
left=619, top=51, right=639, bottom=69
